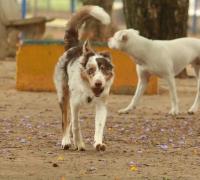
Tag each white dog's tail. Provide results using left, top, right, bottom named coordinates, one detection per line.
left=64, top=5, right=110, bottom=50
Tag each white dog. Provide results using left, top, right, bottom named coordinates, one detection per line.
left=108, top=29, right=200, bottom=115
left=54, top=6, right=114, bottom=151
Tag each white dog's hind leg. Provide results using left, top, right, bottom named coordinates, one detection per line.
left=165, top=76, right=179, bottom=115
left=188, top=65, right=200, bottom=114
left=70, top=100, right=85, bottom=151
left=118, top=68, right=150, bottom=114
left=94, top=100, right=107, bottom=151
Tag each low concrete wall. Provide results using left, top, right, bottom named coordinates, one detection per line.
left=16, top=40, right=158, bottom=95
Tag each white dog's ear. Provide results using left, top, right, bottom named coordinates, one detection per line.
left=83, top=39, right=95, bottom=55
left=120, top=34, right=128, bottom=42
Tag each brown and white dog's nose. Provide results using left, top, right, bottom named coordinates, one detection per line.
left=95, top=81, right=102, bottom=88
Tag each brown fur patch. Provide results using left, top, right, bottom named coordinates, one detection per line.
left=59, top=87, right=69, bottom=137
left=96, top=57, right=113, bottom=71
left=80, top=69, right=90, bottom=84
left=96, top=57, right=114, bottom=81
left=64, top=6, right=93, bottom=51
left=64, top=28, right=79, bottom=51
left=66, top=46, right=83, bottom=63
left=99, top=51, right=111, bottom=59
left=81, top=52, right=95, bottom=67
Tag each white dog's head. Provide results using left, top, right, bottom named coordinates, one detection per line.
left=80, top=40, right=114, bottom=97
left=108, top=29, right=139, bottom=50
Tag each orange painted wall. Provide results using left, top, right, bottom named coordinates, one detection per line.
left=16, top=43, right=158, bottom=94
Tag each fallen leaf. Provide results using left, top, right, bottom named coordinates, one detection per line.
left=130, top=165, right=138, bottom=172
left=57, top=155, right=64, bottom=161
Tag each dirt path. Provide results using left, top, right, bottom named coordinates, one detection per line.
left=0, top=60, right=200, bottom=180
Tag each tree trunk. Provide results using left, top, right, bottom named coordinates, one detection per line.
left=80, top=0, right=114, bottom=41
left=123, top=0, right=189, bottom=78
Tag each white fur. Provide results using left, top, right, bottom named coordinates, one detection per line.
left=108, top=29, right=200, bottom=115
left=90, top=6, right=111, bottom=25
left=54, top=52, right=114, bottom=150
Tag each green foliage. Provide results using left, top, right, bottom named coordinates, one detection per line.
left=28, top=0, right=82, bottom=11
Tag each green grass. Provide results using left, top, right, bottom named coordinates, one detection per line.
left=28, top=0, right=82, bottom=12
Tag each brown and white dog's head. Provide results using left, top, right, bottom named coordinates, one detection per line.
left=80, top=40, right=114, bottom=97
left=108, top=29, right=139, bottom=50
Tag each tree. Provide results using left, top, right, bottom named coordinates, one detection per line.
left=80, top=0, right=114, bottom=41
left=123, top=0, right=189, bottom=78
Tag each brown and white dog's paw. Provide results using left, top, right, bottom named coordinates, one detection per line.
left=61, top=136, right=71, bottom=150
left=61, top=144, right=71, bottom=150
left=94, top=143, right=106, bottom=151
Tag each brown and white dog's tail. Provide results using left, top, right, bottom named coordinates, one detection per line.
left=64, top=5, right=111, bottom=50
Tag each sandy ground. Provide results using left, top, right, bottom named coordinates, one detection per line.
left=0, top=60, right=200, bottom=180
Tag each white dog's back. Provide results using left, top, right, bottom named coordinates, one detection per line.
left=153, top=38, right=200, bottom=75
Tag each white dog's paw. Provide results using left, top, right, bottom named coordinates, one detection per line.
left=61, top=136, right=71, bottom=150
left=168, top=108, right=179, bottom=116
left=118, top=107, right=131, bottom=114
left=94, top=143, right=106, bottom=151
left=74, top=141, right=85, bottom=151
left=188, top=106, right=198, bottom=115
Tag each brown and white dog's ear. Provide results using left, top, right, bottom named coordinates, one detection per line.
left=83, top=39, right=94, bottom=55
left=99, top=51, right=112, bottom=60
left=81, top=40, right=95, bottom=68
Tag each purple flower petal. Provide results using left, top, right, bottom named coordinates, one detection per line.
left=158, top=144, right=168, bottom=150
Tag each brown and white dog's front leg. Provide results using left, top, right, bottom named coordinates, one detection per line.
left=60, top=90, right=71, bottom=150
left=70, top=99, right=85, bottom=151
left=94, top=100, right=107, bottom=151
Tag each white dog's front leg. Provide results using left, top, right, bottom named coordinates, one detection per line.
left=118, top=68, right=149, bottom=114
left=188, top=66, right=200, bottom=114
left=94, top=100, right=107, bottom=151
left=70, top=100, right=85, bottom=151
left=165, top=76, right=179, bottom=115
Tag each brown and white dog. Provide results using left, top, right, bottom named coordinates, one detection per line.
left=54, top=6, right=114, bottom=151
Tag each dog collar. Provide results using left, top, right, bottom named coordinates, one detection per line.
left=87, top=96, right=93, bottom=103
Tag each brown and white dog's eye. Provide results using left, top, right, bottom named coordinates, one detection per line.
left=100, top=65, right=106, bottom=71
left=87, top=67, right=96, bottom=75
left=100, top=65, right=111, bottom=75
